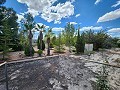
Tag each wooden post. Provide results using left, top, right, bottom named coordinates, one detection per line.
left=5, top=62, right=8, bottom=90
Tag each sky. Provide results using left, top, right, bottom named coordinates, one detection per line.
left=3, top=0, right=120, bottom=39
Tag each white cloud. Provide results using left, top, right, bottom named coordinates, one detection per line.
left=97, top=8, right=120, bottom=23
left=17, top=0, right=57, bottom=12
left=108, top=28, right=120, bottom=33
left=81, top=26, right=103, bottom=31
left=107, top=28, right=120, bottom=37
left=95, top=0, right=102, bottom=5
left=112, top=0, right=120, bottom=7
left=26, top=8, right=39, bottom=17
left=75, top=14, right=80, bottom=18
left=41, top=1, right=74, bottom=24
left=69, top=22, right=77, bottom=25
left=17, top=14, right=24, bottom=23
left=17, top=0, right=74, bottom=24
left=52, top=27, right=64, bottom=31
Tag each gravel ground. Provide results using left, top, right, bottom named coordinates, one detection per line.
left=0, top=56, right=95, bottom=90
left=0, top=50, right=120, bottom=90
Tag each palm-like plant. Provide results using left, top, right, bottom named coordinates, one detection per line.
left=35, top=24, right=45, bottom=50
left=22, top=13, right=35, bottom=56
left=44, top=28, right=54, bottom=55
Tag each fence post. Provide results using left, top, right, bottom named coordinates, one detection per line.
left=5, top=62, right=8, bottom=90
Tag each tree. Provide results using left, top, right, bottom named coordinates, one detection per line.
left=0, top=20, right=12, bottom=60
left=45, top=28, right=54, bottom=55
left=0, top=6, right=19, bottom=51
left=75, top=27, right=84, bottom=53
left=63, top=22, right=75, bottom=48
left=94, top=30, right=109, bottom=50
left=83, top=30, right=109, bottom=50
left=22, top=13, right=35, bottom=56
left=37, top=37, right=45, bottom=50
left=36, top=24, right=45, bottom=50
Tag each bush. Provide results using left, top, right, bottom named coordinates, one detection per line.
left=117, top=40, right=120, bottom=48
left=37, top=50, right=43, bottom=54
left=11, top=44, right=23, bottom=51
left=24, top=46, right=34, bottom=56
left=37, top=49, right=43, bottom=56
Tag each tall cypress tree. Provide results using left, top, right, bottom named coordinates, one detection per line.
left=75, top=27, right=85, bottom=54
left=75, top=28, right=81, bottom=54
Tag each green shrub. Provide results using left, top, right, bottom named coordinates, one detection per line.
left=37, top=50, right=43, bottom=54
left=117, top=40, right=120, bottom=48
left=11, top=44, right=23, bottom=51
left=24, top=46, right=34, bottom=56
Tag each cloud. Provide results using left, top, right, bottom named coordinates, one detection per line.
left=107, top=28, right=120, bottom=33
left=97, top=8, right=120, bottom=23
left=52, top=27, right=64, bottom=32
left=95, top=0, right=102, bottom=5
left=17, top=0, right=74, bottom=24
left=17, top=14, right=24, bottom=23
left=107, top=28, right=120, bottom=37
left=81, top=26, right=103, bottom=31
left=26, top=8, right=39, bottom=17
left=75, top=14, right=80, bottom=18
left=41, top=1, right=74, bottom=24
left=69, top=22, right=77, bottom=25
left=112, top=0, right=120, bottom=7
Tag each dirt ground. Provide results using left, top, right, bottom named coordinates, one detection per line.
left=0, top=46, right=70, bottom=62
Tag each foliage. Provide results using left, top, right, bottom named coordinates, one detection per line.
left=37, top=49, right=43, bottom=55
left=63, top=22, right=75, bottom=46
left=75, top=28, right=85, bottom=53
left=117, top=40, right=120, bottom=48
left=24, top=45, right=34, bottom=56
left=37, top=38, right=45, bottom=50
left=51, top=36, right=57, bottom=46
left=0, top=6, right=19, bottom=51
left=102, top=37, right=119, bottom=49
left=0, top=20, right=12, bottom=60
left=83, top=30, right=109, bottom=50
left=35, top=24, right=45, bottom=50
left=21, top=13, right=35, bottom=56
left=96, top=65, right=110, bottom=90
left=44, top=28, right=55, bottom=55
left=37, top=49, right=43, bottom=56
left=11, top=44, right=23, bottom=51
left=19, top=30, right=28, bottom=49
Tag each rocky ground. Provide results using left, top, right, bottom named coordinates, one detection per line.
left=0, top=56, right=95, bottom=90
left=0, top=49, right=120, bottom=90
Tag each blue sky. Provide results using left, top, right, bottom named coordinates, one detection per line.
left=3, top=0, right=120, bottom=39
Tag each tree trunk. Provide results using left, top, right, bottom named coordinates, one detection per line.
left=47, top=37, right=50, bottom=56
left=39, top=31, right=43, bottom=50
left=28, top=30, right=33, bottom=56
